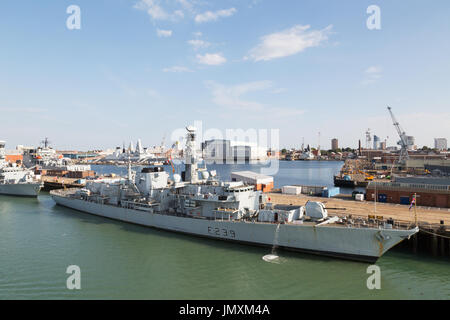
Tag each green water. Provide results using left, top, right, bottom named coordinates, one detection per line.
left=1, top=194, right=449, bottom=300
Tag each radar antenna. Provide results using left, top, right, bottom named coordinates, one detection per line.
left=41, top=137, right=51, bottom=148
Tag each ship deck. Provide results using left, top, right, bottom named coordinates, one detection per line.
left=50, top=188, right=414, bottom=231
left=266, top=191, right=450, bottom=230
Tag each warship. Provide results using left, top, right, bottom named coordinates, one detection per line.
left=51, top=127, right=418, bottom=262
left=0, top=141, right=43, bottom=197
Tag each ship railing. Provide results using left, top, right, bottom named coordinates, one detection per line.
left=336, top=214, right=417, bottom=230
left=51, top=188, right=79, bottom=196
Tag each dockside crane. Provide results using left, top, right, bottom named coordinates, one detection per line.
left=387, top=106, right=409, bottom=165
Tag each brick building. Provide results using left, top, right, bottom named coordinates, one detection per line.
left=366, top=178, right=450, bottom=208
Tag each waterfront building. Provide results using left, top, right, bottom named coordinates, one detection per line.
left=366, top=177, right=450, bottom=208
left=202, top=139, right=268, bottom=163
left=103, top=139, right=167, bottom=163
left=373, top=135, right=380, bottom=150
left=434, top=138, right=447, bottom=151
left=202, top=139, right=230, bottom=163
left=230, top=171, right=274, bottom=192
left=331, top=138, right=338, bottom=151
left=405, top=136, right=415, bottom=150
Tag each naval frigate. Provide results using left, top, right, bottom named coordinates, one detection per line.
left=0, top=141, right=43, bottom=197
left=51, top=126, right=418, bottom=262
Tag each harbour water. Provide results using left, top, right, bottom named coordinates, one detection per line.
left=1, top=161, right=449, bottom=299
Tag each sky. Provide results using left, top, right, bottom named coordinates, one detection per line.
left=0, top=0, right=449, bottom=151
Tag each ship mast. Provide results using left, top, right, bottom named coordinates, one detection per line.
left=0, top=141, right=6, bottom=161
left=184, top=126, right=199, bottom=183
left=127, top=155, right=132, bottom=182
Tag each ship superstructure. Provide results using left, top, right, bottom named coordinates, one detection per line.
left=51, top=127, right=418, bottom=262
left=0, top=141, right=43, bottom=197
left=22, top=137, right=66, bottom=168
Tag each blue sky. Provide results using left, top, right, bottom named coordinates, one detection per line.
left=1, top=0, right=449, bottom=150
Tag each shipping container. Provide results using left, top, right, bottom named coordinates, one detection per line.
left=282, top=186, right=302, bottom=195
left=322, top=187, right=340, bottom=198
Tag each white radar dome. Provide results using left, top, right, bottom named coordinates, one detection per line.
left=202, top=171, right=210, bottom=179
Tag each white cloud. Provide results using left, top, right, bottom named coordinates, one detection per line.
left=176, top=0, right=193, bottom=12
left=105, top=72, right=137, bottom=97
left=147, top=89, right=160, bottom=98
left=269, top=107, right=305, bottom=117
left=196, top=53, right=226, bottom=65
left=205, top=81, right=305, bottom=118
left=134, top=0, right=169, bottom=20
left=366, top=66, right=382, bottom=74
left=195, top=8, right=237, bottom=23
left=271, top=88, right=287, bottom=94
left=163, top=66, right=193, bottom=73
left=174, top=10, right=184, bottom=19
left=362, top=66, right=382, bottom=85
left=134, top=0, right=184, bottom=21
left=156, top=28, right=172, bottom=37
left=187, top=39, right=210, bottom=49
left=206, top=80, right=272, bottom=111
left=192, top=31, right=202, bottom=37
left=247, top=24, right=332, bottom=62
left=0, top=107, right=48, bottom=113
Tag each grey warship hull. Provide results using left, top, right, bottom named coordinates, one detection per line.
left=52, top=190, right=417, bottom=263
left=0, top=182, right=42, bottom=197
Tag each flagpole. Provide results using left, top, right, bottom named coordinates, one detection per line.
left=374, top=182, right=377, bottom=214
left=414, top=193, right=417, bottom=227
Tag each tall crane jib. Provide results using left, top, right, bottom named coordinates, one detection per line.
left=387, top=106, right=409, bottom=164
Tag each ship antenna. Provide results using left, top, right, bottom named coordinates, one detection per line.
left=127, top=155, right=132, bottom=182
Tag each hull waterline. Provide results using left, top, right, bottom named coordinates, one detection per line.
left=52, top=193, right=418, bottom=263
left=0, top=182, right=42, bottom=197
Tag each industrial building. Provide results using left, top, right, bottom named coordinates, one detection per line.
left=202, top=139, right=268, bottom=163
left=373, top=135, right=380, bottom=150
left=202, top=139, right=230, bottom=162
left=103, top=139, right=168, bottom=163
left=4, top=151, right=23, bottom=164
left=366, top=177, right=450, bottom=208
left=230, top=171, right=273, bottom=192
left=331, top=138, right=338, bottom=151
left=434, top=138, right=448, bottom=151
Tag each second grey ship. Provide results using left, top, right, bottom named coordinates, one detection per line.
left=0, top=141, right=42, bottom=197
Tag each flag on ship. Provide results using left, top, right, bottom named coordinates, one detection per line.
left=409, top=196, right=416, bottom=210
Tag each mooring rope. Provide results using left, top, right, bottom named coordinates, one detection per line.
left=419, top=228, right=450, bottom=240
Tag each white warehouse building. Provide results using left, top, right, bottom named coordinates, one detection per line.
left=202, top=139, right=268, bottom=163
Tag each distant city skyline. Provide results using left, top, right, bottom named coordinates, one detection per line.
left=1, top=1, right=449, bottom=150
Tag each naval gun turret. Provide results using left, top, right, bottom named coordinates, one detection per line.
left=305, top=201, right=328, bottom=220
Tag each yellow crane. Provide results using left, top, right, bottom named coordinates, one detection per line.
left=359, top=170, right=374, bottom=181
